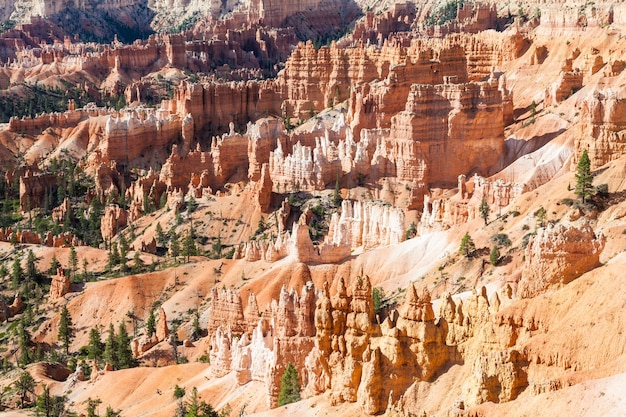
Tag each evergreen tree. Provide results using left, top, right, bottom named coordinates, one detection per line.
left=88, top=327, right=104, bottom=364
left=173, top=384, right=186, bottom=417
left=115, top=323, right=135, bottom=369
left=333, top=174, right=342, bottom=208
left=49, top=254, right=60, bottom=275
left=105, top=406, right=121, bottom=417
left=68, top=246, right=78, bottom=279
left=58, top=305, right=74, bottom=355
left=182, top=229, right=196, bottom=262
left=35, top=385, right=66, bottom=417
left=86, top=397, right=102, bottom=417
left=146, top=309, right=156, bottom=338
left=185, top=387, right=218, bottom=417
left=536, top=206, right=547, bottom=229
left=14, top=371, right=35, bottom=408
left=278, top=363, right=301, bottom=406
left=26, top=249, right=38, bottom=282
left=479, top=197, right=490, bottom=226
left=575, top=149, right=594, bottom=203
left=132, top=251, right=144, bottom=274
left=119, top=236, right=129, bottom=271
left=372, top=287, right=384, bottom=315
left=103, top=323, right=118, bottom=368
left=490, top=245, right=500, bottom=266
left=170, top=232, right=180, bottom=261
left=211, top=233, right=222, bottom=259
left=82, top=258, right=89, bottom=281
left=155, top=222, right=166, bottom=247
left=191, top=310, right=201, bottom=341
left=11, top=257, right=23, bottom=290
left=458, top=232, right=476, bottom=258
left=17, top=319, right=32, bottom=366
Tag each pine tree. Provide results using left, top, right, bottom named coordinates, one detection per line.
left=11, top=258, right=23, bottom=290
left=146, top=309, right=156, bottom=338
left=575, top=149, right=594, bottom=203
left=535, top=206, right=547, bottom=229
left=191, top=310, right=201, bottom=341
left=155, top=222, right=166, bottom=247
left=17, top=319, right=32, bottom=366
left=119, top=236, right=129, bottom=271
left=115, top=323, right=135, bottom=369
left=459, top=232, right=476, bottom=258
left=103, top=323, right=118, bottom=368
left=86, top=397, right=102, bottom=417
left=49, top=254, right=60, bottom=275
left=132, top=251, right=144, bottom=274
left=185, top=387, right=218, bottom=417
left=170, top=232, right=180, bottom=261
left=58, top=305, right=74, bottom=355
left=82, top=258, right=89, bottom=281
left=479, top=197, right=490, bottom=226
left=36, top=385, right=65, bottom=417
left=333, top=174, right=342, bottom=208
left=277, top=363, right=301, bottom=406
left=182, top=229, right=196, bottom=262
left=26, top=249, right=38, bottom=282
left=14, top=370, right=35, bottom=408
left=105, top=406, right=121, bottom=417
left=68, top=246, right=78, bottom=279
left=490, top=245, right=500, bottom=266
left=88, top=327, right=103, bottom=364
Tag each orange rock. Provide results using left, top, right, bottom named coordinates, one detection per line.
left=518, top=223, right=605, bottom=298
left=49, top=267, right=71, bottom=300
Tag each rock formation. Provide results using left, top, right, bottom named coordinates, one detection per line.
left=327, top=199, right=405, bottom=249
left=101, top=205, right=128, bottom=242
left=518, top=223, right=605, bottom=298
left=577, top=89, right=626, bottom=169
left=49, top=267, right=71, bottom=299
left=421, top=174, right=526, bottom=230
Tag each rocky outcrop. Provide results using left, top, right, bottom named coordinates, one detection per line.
left=327, top=199, right=405, bottom=250
left=289, top=214, right=351, bottom=264
left=207, top=287, right=260, bottom=337
left=379, top=74, right=510, bottom=188
left=518, top=223, right=605, bottom=298
left=577, top=89, right=626, bottom=169
left=49, top=267, right=71, bottom=299
left=101, top=108, right=184, bottom=164
left=421, top=174, right=526, bottom=230
left=0, top=294, right=25, bottom=322
left=544, top=60, right=583, bottom=106
left=101, top=205, right=128, bottom=242
left=19, top=170, right=57, bottom=212
left=209, top=282, right=317, bottom=407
